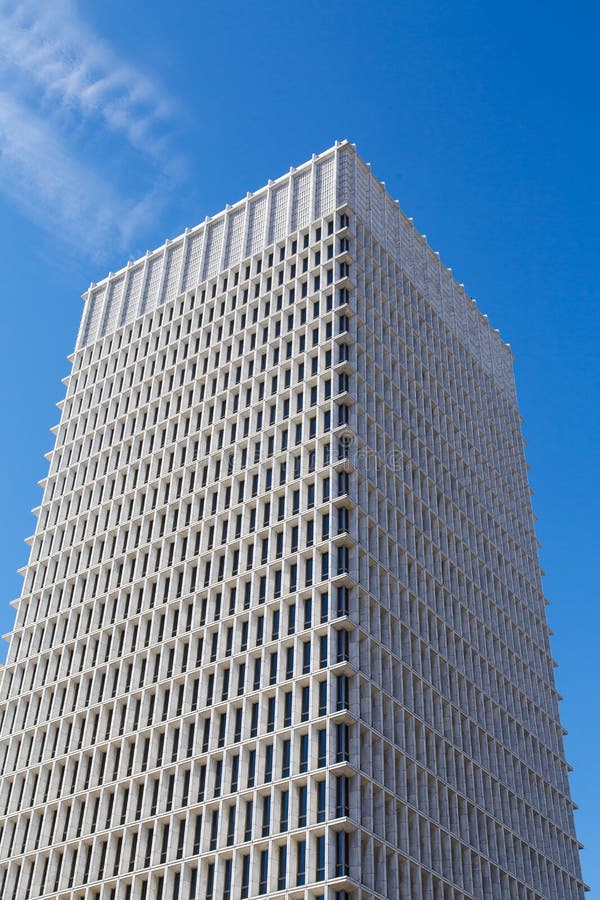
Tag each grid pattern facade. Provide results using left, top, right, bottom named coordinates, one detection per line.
left=0, top=144, right=584, bottom=900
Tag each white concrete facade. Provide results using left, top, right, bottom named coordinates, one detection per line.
left=0, top=143, right=584, bottom=899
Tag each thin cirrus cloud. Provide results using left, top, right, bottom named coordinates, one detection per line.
left=0, top=0, right=184, bottom=256
left=0, top=92, right=165, bottom=255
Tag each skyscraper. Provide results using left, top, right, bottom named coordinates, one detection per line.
left=0, top=142, right=585, bottom=899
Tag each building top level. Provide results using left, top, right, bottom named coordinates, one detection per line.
left=77, top=140, right=516, bottom=404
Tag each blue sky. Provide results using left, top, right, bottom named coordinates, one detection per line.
left=0, top=0, right=597, bottom=891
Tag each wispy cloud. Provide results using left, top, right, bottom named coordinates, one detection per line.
left=0, top=0, right=184, bottom=255
left=0, top=92, right=166, bottom=255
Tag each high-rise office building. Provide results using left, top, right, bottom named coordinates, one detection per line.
left=0, top=142, right=584, bottom=900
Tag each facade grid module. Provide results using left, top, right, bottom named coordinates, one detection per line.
left=0, top=142, right=585, bottom=899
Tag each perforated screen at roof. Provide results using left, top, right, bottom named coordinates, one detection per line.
left=77, top=142, right=515, bottom=404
